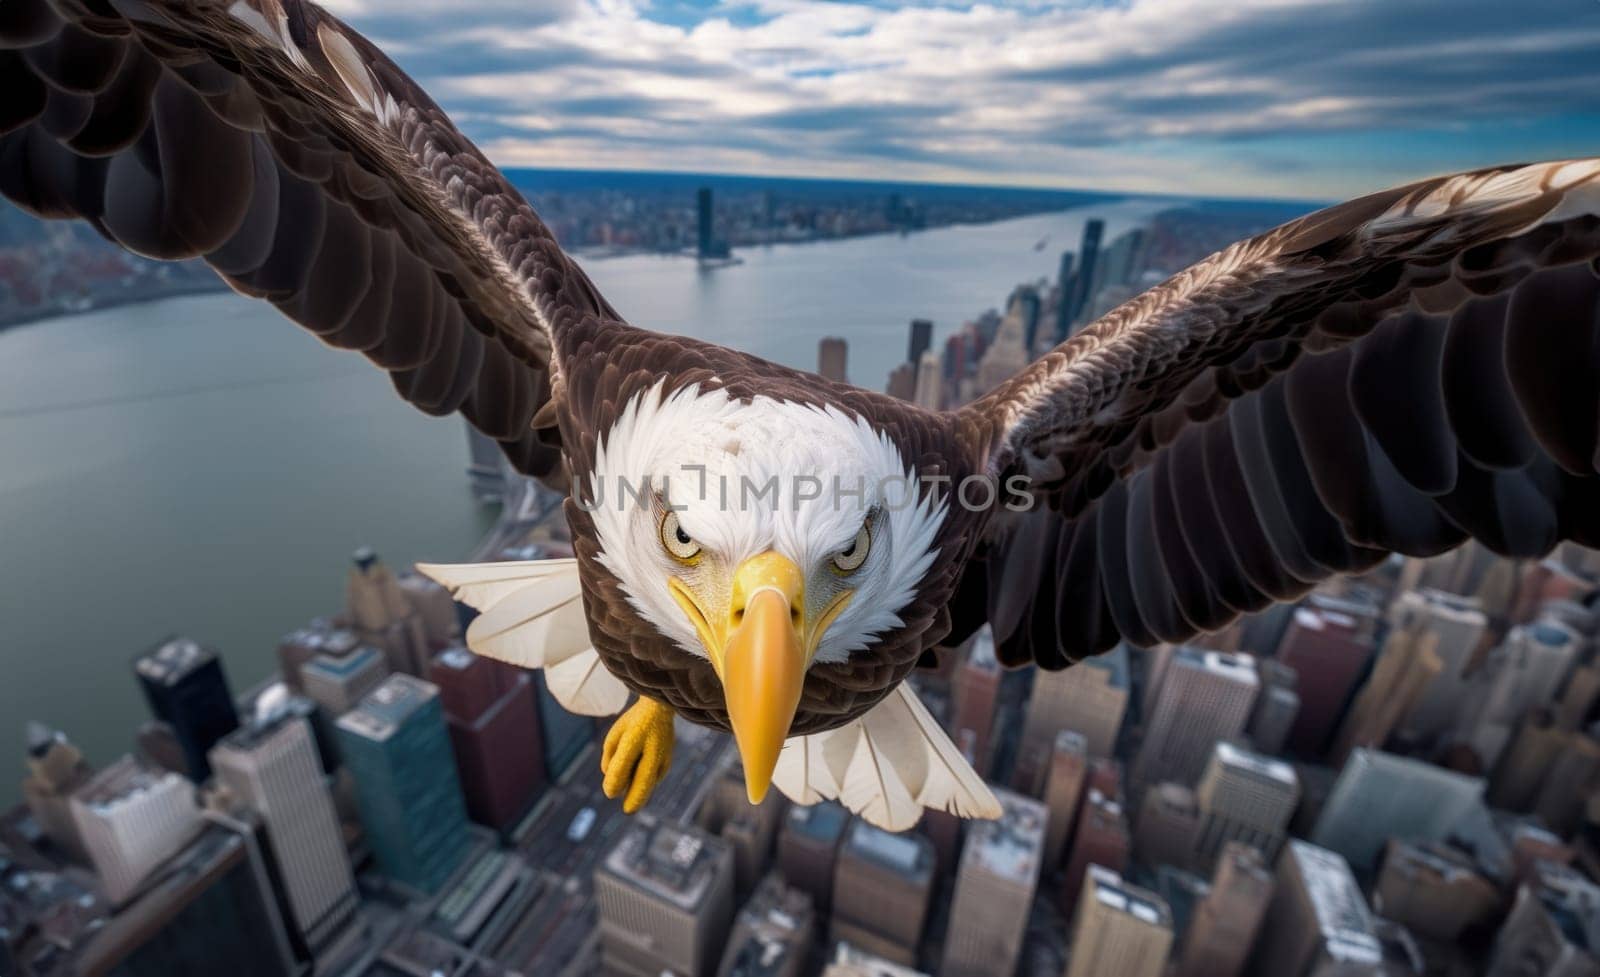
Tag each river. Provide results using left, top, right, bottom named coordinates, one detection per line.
left=0, top=198, right=1169, bottom=799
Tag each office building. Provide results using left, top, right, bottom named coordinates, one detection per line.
left=912, top=351, right=942, bottom=410
left=832, top=821, right=935, bottom=966
left=21, top=722, right=93, bottom=863
left=1533, top=733, right=1600, bottom=836
left=1061, top=787, right=1130, bottom=917
left=1312, top=748, right=1484, bottom=873
left=1460, top=620, right=1581, bottom=767
left=1490, top=710, right=1570, bottom=811
left=277, top=622, right=360, bottom=693
left=1177, top=843, right=1272, bottom=977
left=1016, top=645, right=1129, bottom=790
left=1042, top=730, right=1089, bottom=868
left=1052, top=250, right=1077, bottom=343
left=1391, top=589, right=1490, bottom=741
left=819, top=337, right=849, bottom=383
left=1558, top=662, right=1600, bottom=731
left=1130, top=648, right=1258, bottom=798
left=397, top=569, right=460, bottom=649
left=907, top=318, right=933, bottom=367
left=716, top=873, right=813, bottom=977
left=72, top=819, right=298, bottom=977
left=886, top=362, right=916, bottom=401
left=535, top=669, right=594, bottom=779
left=1276, top=603, right=1378, bottom=756
left=1334, top=626, right=1443, bottom=765
left=345, top=548, right=432, bottom=677
left=1487, top=862, right=1600, bottom=977
left=210, top=707, right=359, bottom=953
left=1370, top=841, right=1499, bottom=943
left=134, top=636, right=240, bottom=782
left=429, top=648, right=546, bottom=831
left=696, top=766, right=784, bottom=896
left=70, top=757, right=203, bottom=904
left=1134, top=783, right=1199, bottom=872
left=1065, top=866, right=1173, bottom=977
left=336, top=674, right=470, bottom=894
left=595, top=819, right=735, bottom=977
left=1193, top=742, right=1299, bottom=870
left=974, top=297, right=1030, bottom=394
left=300, top=644, right=389, bottom=716
left=777, top=801, right=849, bottom=913
left=1248, top=840, right=1381, bottom=977
left=950, top=629, right=1002, bottom=777
left=1248, top=659, right=1300, bottom=756
left=1067, top=219, right=1104, bottom=331
left=939, top=789, right=1046, bottom=977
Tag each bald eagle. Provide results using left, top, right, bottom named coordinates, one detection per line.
left=7, top=0, right=1600, bottom=831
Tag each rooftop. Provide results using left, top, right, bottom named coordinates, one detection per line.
left=72, top=756, right=191, bottom=813
left=962, top=789, right=1046, bottom=885
left=134, top=636, right=216, bottom=686
left=600, top=820, right=728, bottom=911
left=1087, top=865, right=1171, bottom=928
left=1289, top=840, right=1381, bottom=964
left=1214, top=741, right=1298, bottom=786
left=785, top=801, right=849, bottom=845
left=1173, top=646, right=1258, bottom=686
left=336, top=674, right=439, bottom=743
left=302, top=645, right=384, bottom=680
left=844, top=821, right=934, bottom=883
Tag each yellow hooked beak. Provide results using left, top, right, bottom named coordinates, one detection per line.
left=669, top=550, right=854, bottom=804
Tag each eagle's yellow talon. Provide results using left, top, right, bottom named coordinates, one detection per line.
left=600, top=697, right=676, bottom=814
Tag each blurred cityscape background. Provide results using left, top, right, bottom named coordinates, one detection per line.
left=5, top=172, right=1599, bottom=977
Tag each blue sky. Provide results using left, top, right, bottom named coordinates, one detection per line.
left=321, top=0, right=1600, bottom=199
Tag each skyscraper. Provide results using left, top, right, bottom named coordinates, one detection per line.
left=912, top=351, right=943, bottom=410
left=70, top=756, right=203, bottom=904
left=1177, top=843, right=1273, bottom=977
left=1247, top=840, right=1381, bottom=977
left=1370, top=840, right=1499, bottom=944
left=832, top=821, right=935, bottom=966
left=1486, top=861, right=1600, bottom=977
left=697, top=187, right=715, bottom=259
left=1042, top=730, right=1089, bottom=868
left=819, top=337, right=849, bottom=383
left=973, top=298, right=1030, bottom=394
left=777, top=801, right=848, bottom=914
left=300, top=644, right=390, bottom=716
left=134, top=636, right=240, bottom=782
left=1311, top=748, right=1484, bottom=874
left=429, top=648, right=546, bottom=832
left=1052, top=250, right=1077, bottom=344
left=1065, top=866, right=1174, bottom=977
left=1015, top=644, right=1129, bottom=789
left=596, top=819, right=735, bottom=977
left=1333, top=626, right=1443, bottom=765
left=1247, top=659, right=1299, bottom=756
left=21, top=722, right=93, bottom=863
left=336, top=674, right=471, bottom=894
left=696, top=766, right=784, bottom=896
left=1133, top=783, right=1199, bottom=871
left=345, top=548, right=433, bottom=677
left=950, top=628, right=1002, bottom=777
left=907, top=318, right=933, bottom=366
left=939, top=788, right=1046, bottom=977
left=1462, top=620, right=1582, bottom=768
left=716, top=873, right=813, bottom=977
left=1067, top=218, right=1104, bottom=331
left=1130, top=648, right=1258, bottom=798
left=1061, top=787, right=1130, bottom=917
left=209, top=707, right=358, bottom=954
left=1192, top=742, right=1299, bottom=871
left=277, top=623, right=360, bottom=693
left=73, top=819, right=298, bottom=977
left=1276, top=602, right=1378, bottom=756
left=1391, top=589, right=1490, bottom=741
left=535, top=670, right=594, bottom=779
left=1532, top=732, right=1600, bottom=835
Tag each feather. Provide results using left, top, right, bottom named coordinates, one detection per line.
left=416, top=559, right=580, bottom=611
left=771, top=684, right=998, bottom=831
left=543, top=647, right=629, bottom=717
left=462, top=575, right=589, bottom=669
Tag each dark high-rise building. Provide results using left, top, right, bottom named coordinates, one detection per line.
left=832, top=821, right=935, bottom=966
left=336, top=674, right=471, bottom=894
left=777, top=801, right=848, bottom=914
left=1008, top=287, right=1041, bottom=354
left=907, top=318, right=933, bottom=366
left=951, top=628, right=1002, bottom=777
left=535, top=671, right=594, bottom=779
left=595, top=819, right=735, bottom=977
left=696, top=767, right=783, bottom=897
left=429, top=648, right=546, bottom=832
left=1061, top=787, right=1130, bottom=918
left=134, top=636, right=240, bottom=782
left=819, top=337, right=849, bottom=383
left=1276, top=602, right=1379, bottom=756
left=716, top=873, right=813, bottom=977
left=73, top=820, right=298, bottom=977
left=1177, top=843, right=1272, bottom=977
left=1134, top=782, right=1199, bottom=872
left=697, top=187, right=722, bottom=260
left=1053, top=250, right=1077, bottom=343
left=1068, top=218, right=1105, bottom=330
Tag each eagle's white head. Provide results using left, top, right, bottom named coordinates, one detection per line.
left=585, top=381, right=946, bottom=797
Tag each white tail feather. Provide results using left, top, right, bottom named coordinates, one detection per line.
left=770, top=684, right=999, bottom=831
left=544, top=647, right=630, bottom=717
left=417, top=559, right=579, bottom=612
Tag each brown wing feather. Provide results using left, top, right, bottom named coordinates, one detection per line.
left=0, top=0, right=624, bottom=486
left=953, top=160, right=1600, bottom=667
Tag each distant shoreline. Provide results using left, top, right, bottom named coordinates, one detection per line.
left=0, top=280, right=231, bottom=335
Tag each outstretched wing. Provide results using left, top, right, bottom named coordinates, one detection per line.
left=956, top=160, right=1600, bottom=668
left=1, top=0, right=620, bottom=485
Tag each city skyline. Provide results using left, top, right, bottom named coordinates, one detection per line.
left=317, top=0, right=1600, bottom=200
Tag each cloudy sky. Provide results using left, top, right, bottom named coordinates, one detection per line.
left=323, top=0, right=1600, bottom=200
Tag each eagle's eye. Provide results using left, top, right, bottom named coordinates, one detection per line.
left=831, top=519, right=872, bottom=574
left=659, top=510, right=702, bottom=563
